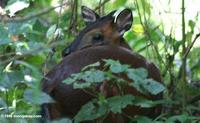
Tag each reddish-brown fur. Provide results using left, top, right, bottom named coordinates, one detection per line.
left=41, top=6, right=162, bottom=123
left=41, top=46, right=162, bottom=123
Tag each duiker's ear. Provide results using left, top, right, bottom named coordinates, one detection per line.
left=116, top=9, right=133, bottom=36
left=81, top=6, right=100, bottom=25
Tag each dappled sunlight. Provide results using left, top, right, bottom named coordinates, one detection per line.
left=152, top=0, right=200, bottom=47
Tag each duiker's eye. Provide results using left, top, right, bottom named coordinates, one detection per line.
left=62, top=47, right=70, bottom=57
left=92, top=32, right=103, bottom=41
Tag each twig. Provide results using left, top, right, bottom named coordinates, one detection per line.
left=0, top=1, right=70, bottom=23
left=98, top=0, right=105, bottom=16
left=179, top=0, right=187, bottom=83
left=94, top=0, right=110, bottom=11
left=137, top=43, right=151, bottom=53
left=0, top=52, right=16, bottom=58
left=67, top=0, right=78, bottom=35
left=134, top=0, right=165, bottom=66
left=0, top=41, right=64, bottom=65
left=183, top=33, right=200, bottom=59
left=66, top=0, right=110, bottom=34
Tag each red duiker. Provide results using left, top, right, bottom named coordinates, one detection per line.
left=41, top=6, right=163, bottom=123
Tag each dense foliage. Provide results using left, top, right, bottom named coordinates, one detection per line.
left=0, top=0, right=199, bottom=123
left=63, top=59, right=165, bottom=122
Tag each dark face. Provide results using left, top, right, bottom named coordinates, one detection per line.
left=62, top=6, right=133, bottom=57
left=77, top=20, right=121, bottom=48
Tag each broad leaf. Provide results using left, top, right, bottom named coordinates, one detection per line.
left=132, top=97, right=156, bottom=108
left=74, top=82, right=91, bottom=89
left=0, top=24, right=11, bottom=45
left=165, top=114, right=189, bottom=123
left=82, top=70, right=105, bottom=83
left=5, top=1, right=30, bottom=16
left=24, top=89, right=54, bottom=105
left=50, top=118, right=72, bottom=123
left=46, top=24, right=56, bottom=40
left=8, top=22, right=32, bottom=35
left=134, top=116, right=153, bottom=123
left=63, top=77, right=76, bottom=85
left=104, top=59, right=130, bottom=73
left=107, top=95, right=135, bottom=113
left=74, top=101, right=107, bottom=123
left=127, top=68, right=148, bottom=82
left=143, top=79, right=165, bottom=95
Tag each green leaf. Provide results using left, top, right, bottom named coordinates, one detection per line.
left=127, top=68, right=148, bottom=82
left=26, top=55, right=45, bottom=66
left=143, top=79, right=165, bottom=95
left=82, top=70, right=105, bottom=83
left=49, top=118, right=72, bottom=123
left=63, top=77, right=76, bottom=85
left=110, top=63, right=129, bottom=73
left=0, top=24, right=8, bottom=38
left=14, top=41, right=30, bottom=54
left=0, top=71, right=24, bottom=88
left=0, top=24, right=11, bottom=45
left=25, top=19, right=47, bottom=42
left=104, top=59, right=130, bottom=73
left=188, top=20, right=195, bottom=30
left=0, top=98, right=7, bottom=107
left=62, top=72, right=83, bottom=88
left=134, top=116, right=153, bottom=123
left=129, top=81, right=146, bottom=94
left=46, top=24, right=56, bottom=40
left=24, top=89, right=54, bottom=105
left=174, top=41, right=182, bottom=53
left=103, top=59, right=117, bottom=65
left=8, top=22, right=32, bottom=35
left=40, top=91, right=55, bottom=104
left=5, top=1, right=30, bottom=16
left=166, top=114, right=189, bottom=123
left=74, top=101, right=107, bottom=123
left=107, top=95, right=135, bottom=113
left=186, top=31, right=193, bottom=42
left=129, top=78, right=165, bottom=95
left=132, top=97, right=156, bottom=108
left=74, top=82, right=91, bottom=89
left=0, top=38, right=11, bottom=45
left=98, top=93, right=107, bottom=105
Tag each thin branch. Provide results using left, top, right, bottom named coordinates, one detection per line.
left=94, top=0, right=110, bottom=11
left=183, top=33, right=200, bottom=59
left=180, top=0, right=187, bottom=82
left=0, top=52, right=16, bottom=58
left=67, top=0, right=78, bottom=35
left=137, top=43, right=151, bottom=53
left=0, top=1, right=70, bottom=23
left=134, top=0, right=165, bottom=66
left=0, top=41, right=64, bottom=65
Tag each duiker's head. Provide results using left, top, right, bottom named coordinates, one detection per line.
left=62, top=6, right=133, bottom=57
